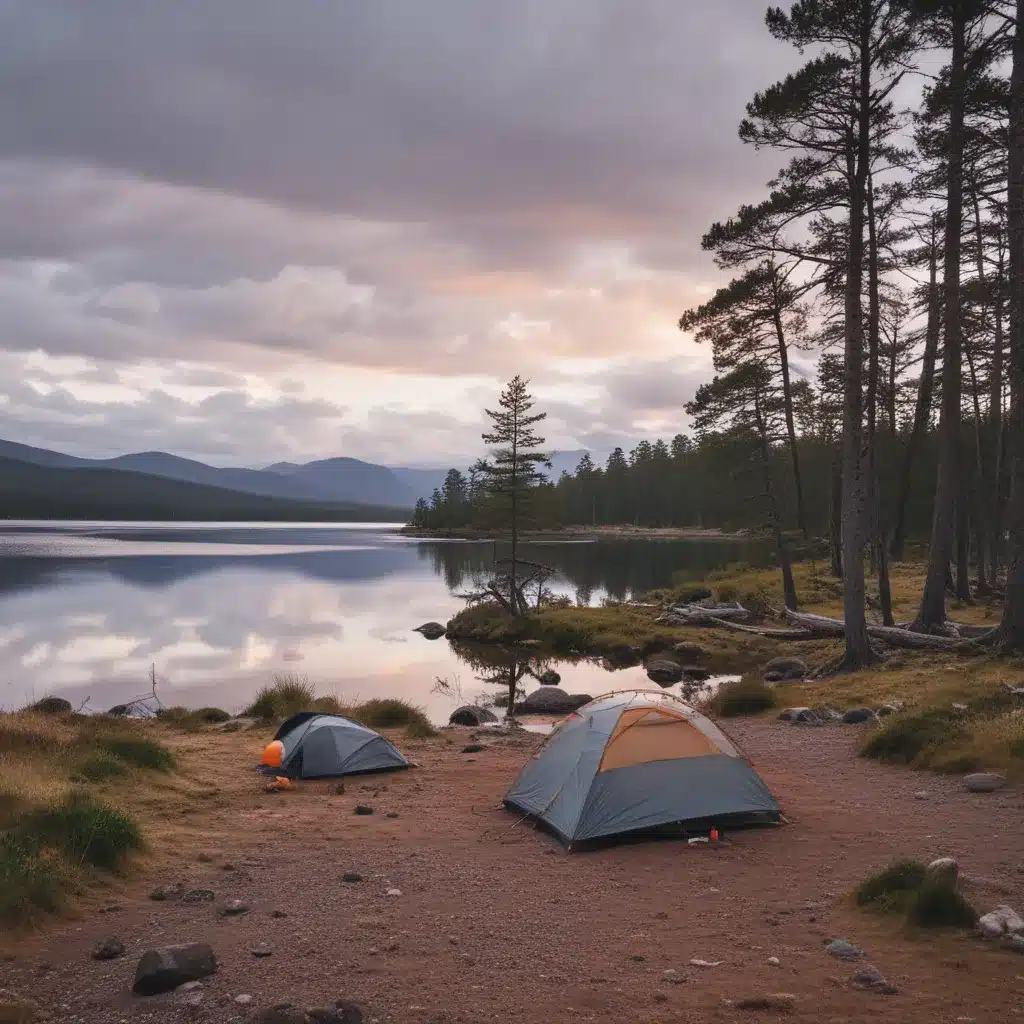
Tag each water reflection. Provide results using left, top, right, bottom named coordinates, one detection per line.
left=0, top=523, right=761, bottom=716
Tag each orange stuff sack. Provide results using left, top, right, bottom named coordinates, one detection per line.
left=261, top=739, right=284, bottom=768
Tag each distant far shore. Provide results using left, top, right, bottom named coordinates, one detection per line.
left=399, top=524, right=751, bottom=541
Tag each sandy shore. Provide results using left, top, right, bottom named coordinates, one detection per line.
left=4, top=719, right=1023, bottom=1023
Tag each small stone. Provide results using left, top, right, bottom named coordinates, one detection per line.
left=250, top=944, right=272, bottom=958
left=220, top=900, right=249, bottom=916
left=964, top=772, right=1006, bottom=793
left=652, top=992, right=668, bottom=1003
left=461, top=744, right=484, bottom=754
left=342, top=872, right=363, bottom=883
left=253, top=1003, right=307, bottom=1024
left=308, top=1000, right=366, bottom=1024
left=630, top=954, right=646, bottom=962
left=662, top=969, right=677, bottom=977
left=334, top=783, right=346, bottom=795
left=234, top=993, right=253, bottom=1004
left=689, top=959, right=722, bottom=967
left=197, top=852, right=214, bottom=863
left=914, top=791, right=930, bottom=800
left=767, top=956, right=780, bottom=966
left=91, top=936, right=126, bottom=961
left=841, top=707, right=877, bottom=725
left=221, top=862, right=236, bottom=871
left=99, top=902, right=122, bottom=913
left=149, top=884, right=183, bottom=901
left=951, top=702, right=969, bottom=716
left=926, top=857, right=959, bottom=884
left=270, top=910, right=288, bottom=918
left=182, top=889, right=215, bottom=903
left=654, top=911, right=669, bottom=920
left=978, top=905, right=1024, bottom=937
left=826, top=939, right=864, bottom=960
left=354, top=805, right=374, bottom=815
left=386, top=811, right=400, bottom=819
left=132, top=942, right=218, bottom=996
left=385, top=888, right=402, bottom=897
left=851, top=965, right=888, bottom=991
left=458, top=953, right=476, bottom=965
left=180, top=982, right=204, bottom=992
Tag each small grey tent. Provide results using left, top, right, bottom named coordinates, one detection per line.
left=259, top=711, right=410, bottom=779
left=504, top=690, right=778, bottom=848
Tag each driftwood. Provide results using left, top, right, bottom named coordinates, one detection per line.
left=780, top=609, right=995, bottom=651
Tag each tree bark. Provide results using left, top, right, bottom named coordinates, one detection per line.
left=917, top=11, right=966, bottom=631
left=998, top=0, right=1024, bottom=651
left=891, top=214, right=942, bottom=561
left=991, top=241, right=1006, bottom=578
left=829, top=451, right=843, bottom=578
left=838, top=22, right=874, bottom=666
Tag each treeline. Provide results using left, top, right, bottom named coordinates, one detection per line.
left=418, top=0, right=1024, bottom=661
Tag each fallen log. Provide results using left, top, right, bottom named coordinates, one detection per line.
left=693, top=617, right=816, bottom=640
left=779, top=609, right=987, bottom=651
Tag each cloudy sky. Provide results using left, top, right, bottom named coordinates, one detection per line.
left=0, top=0, right=800, bottom=468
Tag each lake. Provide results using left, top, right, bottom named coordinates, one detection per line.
left=0, top=522, right=771, bottom=720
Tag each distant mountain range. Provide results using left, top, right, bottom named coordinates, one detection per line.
left=0, top=439, right=593, bottom=519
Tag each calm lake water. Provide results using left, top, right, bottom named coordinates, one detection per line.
left=0, top=522, right=772, bottom=721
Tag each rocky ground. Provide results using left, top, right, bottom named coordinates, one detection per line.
left=3, top=718, right=1024, bottom=1023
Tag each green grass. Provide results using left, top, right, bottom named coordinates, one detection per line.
left=97, top=736, right=176, bottom=772
left=19, top=792, right=142, bottom=871
left=855, top=860, right=928, bottom=914
left=353, top=698, right=431, bottom=731
left=710, top=676, right=777, bottom=717
left=0, top=832, right=64, bottom=925
left=908, top=881, right=977, bottom=929
left=159, top=706, right=231, bottom=727
left=77, top=752, right=129, bottom=782
left=861, top=709, right=963, bottom=766
left=404, top=718, right=439, bottom=739
left=245, top=674, right=321, bottom=720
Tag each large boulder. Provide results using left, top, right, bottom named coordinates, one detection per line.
left=516, top=688, right=592, bottom=714
left=964, top=773, right=1006, bottom=793
left=132, top=943, right=218, bottom=995
left=842, top=708, right=878, bottom=725
left=28, top=696, right=73, bottom=714
left=448, top=705, right=498, bottom=727
left=761, top=657, right=808, bottom=682
left=673, top=641, right=709, bottom=659
left=977, top=905, right=1024, bottom=938
left=414, top=622, right=446, bottom=640
left=926, top=857, right=959, bottom=885
left=778, top=707, right=821, bottom=725
left=646, top=660, right=683, bottom=685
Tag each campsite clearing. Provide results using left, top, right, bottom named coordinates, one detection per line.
left=2, top=716, right=1022, bottom=1023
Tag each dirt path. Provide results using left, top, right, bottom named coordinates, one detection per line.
left=4, top=720, right=1024, bottom=1023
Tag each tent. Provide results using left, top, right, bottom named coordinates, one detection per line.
left=259, top=711, right=410, bottom=779
left=503, top=690, right=779, bottom=848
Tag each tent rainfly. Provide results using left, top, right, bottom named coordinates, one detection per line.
left=260, top=711, right=410, bottom=779
left=504, top=690, right=779, bottom=848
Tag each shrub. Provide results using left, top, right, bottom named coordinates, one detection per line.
left=245, top=674, right=318, bottom=721
left=861, top=709, right=962, bottom=765
left=740, top=587, right=774, bottom=617
left=405, top=718, right=438, bottom=739
left=354, top=699, right=431, bottom=731
left=711, top=676, right=777, bottom=717
left=908, top=881, right=977, bottom=929
left=715, top=583, right=739, bottom=603
left=0, top=833, right=63, bottom=924
left=98, top=737, right=176, bottom=772
left=855, top=860, right=927, bottom=914
left=78, top=753, right=129, bottom=782
left=20, top=792, right=142, bottom=871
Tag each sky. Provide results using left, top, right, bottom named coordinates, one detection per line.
left=0, top=0, right=805, bottom=469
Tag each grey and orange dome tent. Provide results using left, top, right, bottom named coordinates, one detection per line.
left=504, top=690, right=779, bottom=848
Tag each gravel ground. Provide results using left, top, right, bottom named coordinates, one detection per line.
left=3, top=719, right=1024, bottom=1023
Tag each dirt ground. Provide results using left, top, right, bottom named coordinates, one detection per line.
left=3, top=718, right=1024, bottom=1024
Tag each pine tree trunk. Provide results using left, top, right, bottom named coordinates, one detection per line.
left=867, top=174, right=889, bottom=611
left=772, top=284, right=808, bottom=540
left=998, top=0, right=1024, bottom=651
left=839, top=29, right=873, bottom=666
left=991, top=270, right=1006, bottom=578
left=830, top=451, right=843, bottom=579
left=755, top=397, right=798, bottom=610
left=917, top=12, right=966, bottom=631
left=891, top=215, right=941, bottom=562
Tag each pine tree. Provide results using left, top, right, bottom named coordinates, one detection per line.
left=481, top=376, right=550, bottom=613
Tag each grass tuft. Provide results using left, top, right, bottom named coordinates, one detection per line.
left=855, top=860, right=927, bottom=914
left=77, top=752, right=129, bottom=782
left=354, top=698, right=432, bottom=731
left=245, top=674, right=319, bottom=721
left=860, top=709, right=961, bottom=765
left=97, top=736, right=176, bottom=772
left=711, top=676, right=777, bottom=717
left=908, top=881, right=977, bottom=929
left=404, top=718, right=438, bottom=739
left=0, top=832, right=64, bottom=925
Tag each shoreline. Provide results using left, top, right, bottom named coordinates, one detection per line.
left=400, top=524, right=753, bottom=541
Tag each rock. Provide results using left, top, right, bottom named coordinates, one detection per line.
left=951, top=702, right=969, bottom=717
left=354, top=805, right=374, bottom=816
left=342, top=872, right=363, bottom=883
left=254, top=1005, right=308, bottom=1024
left=132, top=943, right=218, bottom=996
left=182, top=889, right=215, bottom=903
left=385, top=888, right=402, bottom=897
left=386, top=811, right=400, bottom=819
left=515, top=687, right=592, bottom=714
left=842, top=708, right=877, bottom=725
left=538, top=669, right=561, bottom=685
left=689, top=959, right=722, bottom=967
left=271, top=909, right=288, bottom=918
left=779, top=707, right=820, bottom=725
left=1003, top=934, right=1024, bottom=954
left=220, top=900, right=249, bottom=916
left=762, top=656, right=808, bottom=682
left=646, top=660, right=683, bottom=685
left=734, top=994, right=796, bottom=1013
left=826, top=939, right=864, bottom=960
left=964, top=772, right=1006, bottom=793
left=876, top=704, right=900, bottom=718
left=150, top=883, right=183, bottom=901
left=414, top=622, right=446, bottom=640
left=235, top=994, right=253, bottom=1005
left=673, top=641, right=709, bottom=659
left=851, top=965, right=888, bottom=991
left=197, top=852, right=215, bottom=863
left=221, top=862, right=236, bottom=871
left=914, top=791, right=930, bottom=800
left=767, top=956, right=780, bottom=966
left=28, top=696, right=73, bottom=714
left=309, top=1001, right=366, bottom=1024
left=106, top=704, right=131, bottom=717
left=680, top=665, right=711, bottom=682
left=250, top=944, right=273, bottom=958
left=91, top=936, right=126, bottom=961
left=977, top=905, right=1024, bottom=938
left=926, top=857, right=959, bottom=884
left=461, top=744, right=484, bottom=753
left=448, top=705, right=498, bottom=726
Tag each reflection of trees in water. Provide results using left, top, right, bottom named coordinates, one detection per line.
left=449, top=642, right=542, bottom=714
left=420, top=539, right=774, bottom=600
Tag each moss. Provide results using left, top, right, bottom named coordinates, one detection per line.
left=711, top=676, right=777, bottom=717
left=855, top=860, right=927, bottom=914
